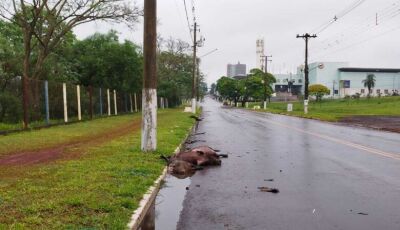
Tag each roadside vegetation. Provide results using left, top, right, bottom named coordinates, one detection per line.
left=216, top=68, right=276, bottom=106
left=249, top=96, right=400, bottom=121
left=0, top=109, right=194, bottom=229
left=0, top=22, right=207, bottom=131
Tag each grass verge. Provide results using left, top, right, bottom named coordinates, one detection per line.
left=247, top=96, right=400, bottom=121
left=0, top=114, right=138, bottom=157
left=0, top=108, right=195, bottom=229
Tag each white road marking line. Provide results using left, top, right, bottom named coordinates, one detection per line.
left=238, top=111, right=400, bottom=161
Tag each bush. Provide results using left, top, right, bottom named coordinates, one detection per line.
left=309, top=84, right=330, bottom=102
left=0, top=92, right=22, bottom=123
left=352, top=93, right=361, bottom=99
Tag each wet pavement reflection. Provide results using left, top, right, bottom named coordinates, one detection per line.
left=154, top=175, right=191, bottom=230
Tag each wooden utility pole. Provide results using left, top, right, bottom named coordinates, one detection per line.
left=191, top=22, right=198, bottom=114
left=296, top=33, right=317, bottom=114
left=141, top=0, right=157, bottom=151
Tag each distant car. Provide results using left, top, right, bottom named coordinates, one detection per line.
left=223, top=101, right=229, bottom=106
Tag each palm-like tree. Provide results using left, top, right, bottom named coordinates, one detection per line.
left=362, top=74, right=376, bottom=97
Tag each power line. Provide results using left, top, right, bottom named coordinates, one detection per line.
left=310, top=0, right=400, bottom=57
left=173, top=0, right=192, bottom=42
left=320, top=2, right=400, bottom=48
left=183, top=0, right=193, bottom=42
left=311, top=0, right=367, bottom=35
left=312, top=24, right=400, bottom=60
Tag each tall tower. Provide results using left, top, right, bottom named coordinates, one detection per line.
left=256, top=38, right=265, bottom=70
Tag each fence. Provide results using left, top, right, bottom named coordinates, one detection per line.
left=0, top=77, right=172, bottom=133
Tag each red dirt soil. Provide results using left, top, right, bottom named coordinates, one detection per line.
left=340, top=116, right=400, bottom=133
left=0, top=120, right=140, bottom=166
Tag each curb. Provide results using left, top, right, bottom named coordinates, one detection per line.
left=127, top=120, right=198, bottom=230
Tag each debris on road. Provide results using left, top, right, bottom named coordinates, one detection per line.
left=258, top=187, right=280, bottom=193
left=357, top=212, right=369, bottom=216
left=189, top=115, right=203, bottom=121
left=191, top=132, right=206, bottom=136
left=185, top=140, right=206, bottom=144
left=264, top=179, right=274, bottom=182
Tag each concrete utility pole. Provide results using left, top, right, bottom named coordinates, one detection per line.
left=141, top=0, right=157, bottom=151
left=260, top=55, right=272, bottom=109
left=296, top=33, right=317, bottom=114
left=196, top=62, right=200, bottom=102
left=191, top=22, right=198, bottom=114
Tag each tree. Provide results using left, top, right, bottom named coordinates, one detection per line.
left=157, top=37, right=205, bottom=107
left=70, top=31, right=142, bottom=118
left=362, top=74, right=376, bottom=97
left=309, top=84, right=330, bottom=102
left=247, top=68, right=276, bottom=103
left=72, top=31, right=142, bottom=92
left=239, top=76, right=263, bottom=107
left=0, top=0, right=141, bottom=128
left=210, top=83, right=216, bottom=95
left=0, top=20, right=23, bottom=123
left=216, top=76, right=240, bottom=104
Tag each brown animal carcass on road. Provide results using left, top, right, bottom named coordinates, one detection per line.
left=173, top=149, right=221, bottom=166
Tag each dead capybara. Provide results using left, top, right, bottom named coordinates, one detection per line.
left=174, top=150, right=221, bottom=166
left=161, top=155, right=204, bottom=179
left=190, top=146, right=228, bottom=158
left=168, top=159, right=196, bottom=175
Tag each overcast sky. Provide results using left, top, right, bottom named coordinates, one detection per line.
left=74, top=0, right=400, bottom=86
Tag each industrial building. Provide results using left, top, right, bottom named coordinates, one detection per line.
left=273, top=73, right=303, bottom=96
left=305, top=62, right=400, bottom=98
left=270, top=62, right=400, bottom=99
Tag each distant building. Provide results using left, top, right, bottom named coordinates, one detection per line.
left=256, top=39, right=264, bottom=70
left=300, top=62, right=400, bottom=98
left=273, top=73, right=303, bottom=96
left=227, top=62, right=247, bottom=78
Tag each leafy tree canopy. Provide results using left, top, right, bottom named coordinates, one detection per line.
left=309, top=84, right=330, bottom=101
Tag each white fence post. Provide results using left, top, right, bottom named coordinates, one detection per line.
left=114, top=90, right=118, bottom=115
left=63, top=83, right=68, bottom=123
left=107, top=89, right=111, bottom=116
left=134, top=93, right=138, bottom=112
left=130, top=94, right=133, bottom=113
left=77, top=85, right=82, bottom=121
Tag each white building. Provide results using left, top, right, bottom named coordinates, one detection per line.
left=301, top=62, right=400, bottom=98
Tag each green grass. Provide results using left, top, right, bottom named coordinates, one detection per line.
left=0, top=114, right=117, bottom=133
left=248, top=96, right=400, bottom=121
left=0, top=115, right=137, bottom=157
left=0, top=108, right=195, bottom=229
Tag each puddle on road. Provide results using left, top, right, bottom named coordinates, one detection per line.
left=155, top=174, right=191, bottom=230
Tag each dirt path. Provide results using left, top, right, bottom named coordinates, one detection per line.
left=340, top=116, right=400, bottom=133
left=0, top=120, right=140, bottom=166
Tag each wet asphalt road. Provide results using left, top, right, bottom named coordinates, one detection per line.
left=176, top=98, right=400, bottom=230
